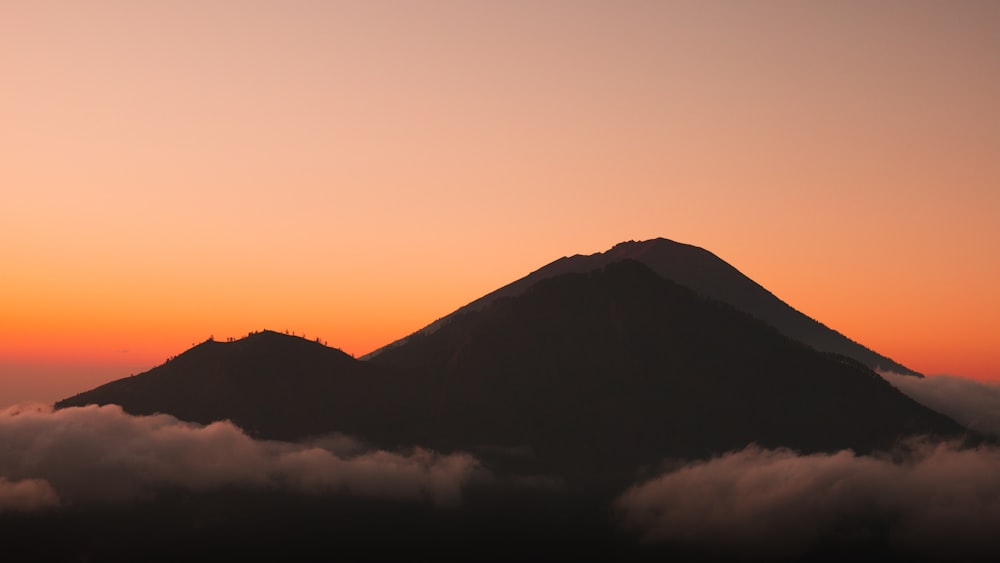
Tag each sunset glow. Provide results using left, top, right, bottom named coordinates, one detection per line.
left=2, top=1, right=998, bottom=406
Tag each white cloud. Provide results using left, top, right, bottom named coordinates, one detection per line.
left=881, top=371, right=1000, bottom=437
left=0, top=404, right=482, bottom=511
left=616, top=442, right=1000, bottom=559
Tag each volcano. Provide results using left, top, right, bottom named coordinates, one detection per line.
left=367, top=259, right=960, bottom=484
left=366, top=238, right=919, bottom=376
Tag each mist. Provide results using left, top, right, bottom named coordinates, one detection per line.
left=881, top=371, right=1000, bottom=437
left=0, top=404, right=482, bottom=511
left=616, top=441, right=1000, bottom=559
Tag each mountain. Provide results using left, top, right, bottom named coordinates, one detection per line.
left=60, top=261, right=964, bottom=490
left=364, top=238, right=919, bottom=376
left=57, top=330, right=422, bottom=444
left=369, top=260, right=961, bottom=485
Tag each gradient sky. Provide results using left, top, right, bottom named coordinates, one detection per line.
left=2, top=1, right=998, bottom=406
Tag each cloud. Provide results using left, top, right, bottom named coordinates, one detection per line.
left=0, top=404, right=482, bottom=511
left=615, top=442, right=1000, bottom=559
left=0, top=477, right=59, bottom=512
left=881, top=371, right=1000, bottom=437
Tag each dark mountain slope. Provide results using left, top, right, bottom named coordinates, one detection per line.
left=365, top=238, right=918, bottom=376
left=56, top=330, right=421, bottom=444
left=373, top=260, right=961, bottom=484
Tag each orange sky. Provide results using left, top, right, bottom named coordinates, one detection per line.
left=2, top=1, right=998, bottom=406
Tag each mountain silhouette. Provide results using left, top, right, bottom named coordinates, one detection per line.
left=59, top=259, right=963, bottom=490
left=369, top=259, right=960, bottom=484
left=57, top=330, right=422, bottom=444
left=365, top=238, right=918, bottom=376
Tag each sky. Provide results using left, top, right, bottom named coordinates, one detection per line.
left=2, top=0, right=998, bottom=406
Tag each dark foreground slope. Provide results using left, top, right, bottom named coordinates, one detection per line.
left=366, top=238, right=918, bottom=375
left=1, top=486, right=654, bottom=563
left=372, top=260, right=960, bottom=484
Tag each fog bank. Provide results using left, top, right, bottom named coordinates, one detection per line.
left=0, top=404, right=481, bottom=511
left=617, top=442, right=1000, bottom=559
left=881, top=371, right=1000, bottom=437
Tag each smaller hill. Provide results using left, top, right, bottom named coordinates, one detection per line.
left=56, top=330, right=417, bottom=444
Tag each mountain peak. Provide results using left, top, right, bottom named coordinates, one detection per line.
left=365, top=238, right=918, bottom=375
left=198, top=329, right=344, bottom=353
left=606, top=237, right=691, bottom=251
left=56, top=328, right=369, bottom=440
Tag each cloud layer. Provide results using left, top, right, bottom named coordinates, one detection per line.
left=616, top=442, right=1000, bottom=559
left=0, top=404, right=481, bottom=512
left=881, top=371, right=1000, bottom=437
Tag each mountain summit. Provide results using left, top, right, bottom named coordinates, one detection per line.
left=365, top=238, right=918, bottom=376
